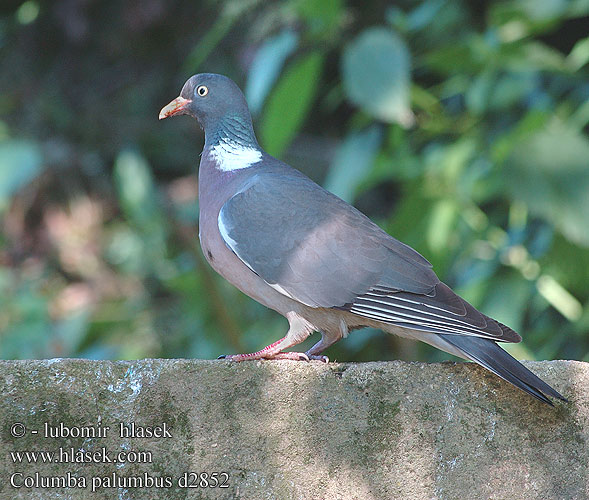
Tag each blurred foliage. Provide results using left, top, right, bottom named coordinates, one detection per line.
left=1, top=0, right=588, bottom=363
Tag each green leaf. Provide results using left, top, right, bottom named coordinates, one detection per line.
left=245, top=29, right=299, bottom=115
left=113, top=150, right=168, bottom=268
left=504, top=119, right=589, bottom=247
left=536, top=274, right=583, bottom=321
left=342, top=27, right=413, bottom=126
left=491, top=110, right=551, bottom=163
left=467, top=69, right=539, bottom=115
left=570, top=98, right=589, bottom=130
left=513, top=0, right=569, bottom=22
left=426, top=199, right=458, bottom=253
left=507, top=41, right=568, bottom=72
left=297, top=0, right=343, bottom=37
left=405, top=0, right=445, bottom=31
left=482, top=274, right=533, bottom=333
left=54, top=310, right=91, bottom=354
left=0, top=140, right=43, bottom=213
left=567, top=36, right=589, bottom=70
left=466, top=68, right=496, bottom=115
left=423, top=44, right=480, bottom=74
left=260, top=51, right=324, bottom=157
left=114, top=150, right=159, bottom=228
left=488, top=71, right=538, bottom=111
left=324, top=125, right=383, bottom=202
left=182, top=0, right=258, bottom=72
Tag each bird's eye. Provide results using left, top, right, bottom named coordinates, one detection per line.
left=196, top=85, right=209, bottom=97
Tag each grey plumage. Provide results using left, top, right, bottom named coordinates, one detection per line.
left=160, top=73, right=566, bottom=405
left=219, top=168, right=437, bottom=308
left=439, top=334, right=564, bottom=405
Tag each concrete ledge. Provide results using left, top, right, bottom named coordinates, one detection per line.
left=0, top=359, right=587, bottom=500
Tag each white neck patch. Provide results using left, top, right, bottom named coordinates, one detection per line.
left=208, top=138, right=262, bottom=172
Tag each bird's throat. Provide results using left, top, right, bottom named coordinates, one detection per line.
left=204, top=114, right=262, bottom=172
left=206, top=138, right=262, bottom=172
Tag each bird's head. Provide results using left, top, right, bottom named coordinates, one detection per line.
left=159, top=73, right=251, bottom=131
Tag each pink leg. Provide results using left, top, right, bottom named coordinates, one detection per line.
left=217, top=336, right=329, bottom=363
left=218, top=313, right=332, bottom=362
left=301, top=332, right=345, bottom=362
left=218, top=336, right=330, bottom=363
left=218, top=336, right=302, bottom=362
left=271, top=352, right=328, bottom=362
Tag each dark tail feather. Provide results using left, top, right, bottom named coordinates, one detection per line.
left=440, top=334, right=567, bottom=406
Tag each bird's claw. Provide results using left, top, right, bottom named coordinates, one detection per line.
left=308, top=354, right=329, bottom=363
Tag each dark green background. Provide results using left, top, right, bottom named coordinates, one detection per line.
left=1, top=0, right=588, bottom=363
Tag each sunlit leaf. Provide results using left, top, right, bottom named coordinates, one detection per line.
left=260, top=51, right=324, bottom=157
left=342, top=27, right=413, bottom=126
left=427, top=199, right=458, bottom=253
left=504, top=119, right=589, bottom=247
left=246, top=29, right=299, bottom=115
left=324, top=125, right=382, bottom=202
left=514, top=0, right=569, bottom=21
left=536, top=274, right=583, bottom=321
left=482, top=275, right=532, bottom=333
left=507, top=41, right=568, bottom=72
left=405, top=0, right=445, bottom=31
left=567, top=36, right=589, bottom=70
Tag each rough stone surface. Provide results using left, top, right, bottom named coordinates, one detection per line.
left=0, top=359, right=587, bottom=500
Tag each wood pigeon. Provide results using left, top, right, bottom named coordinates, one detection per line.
left=159, top=73, right=566, bottom=405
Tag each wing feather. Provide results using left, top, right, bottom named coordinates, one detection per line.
left=218, top=171, right=438, bottom=308
left=218, top=167, right=520, bottom=344
left=339, top=282, right=521, bottom=342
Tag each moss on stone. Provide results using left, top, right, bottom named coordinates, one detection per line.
left=0, top=359, right=586, bottom=500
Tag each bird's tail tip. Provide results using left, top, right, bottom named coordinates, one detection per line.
left=439, top=334, right=567, bottom=406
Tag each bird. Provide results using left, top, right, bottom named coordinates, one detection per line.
left=159, top=73, right=566, bottom=406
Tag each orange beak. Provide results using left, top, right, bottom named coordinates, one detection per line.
left=159, top=96, right=192, bottom=120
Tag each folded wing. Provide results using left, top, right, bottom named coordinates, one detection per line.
left=218, top=171, right=437, bottom=308
left=219, top=169, right=519, bottom=343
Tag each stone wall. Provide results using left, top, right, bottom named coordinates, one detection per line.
left=1, top=359, right=587, bottom=499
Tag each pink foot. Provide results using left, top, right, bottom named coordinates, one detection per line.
left=268, top=352, right=310, bottom=361
left=218, top=352, right=329, bottom=362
